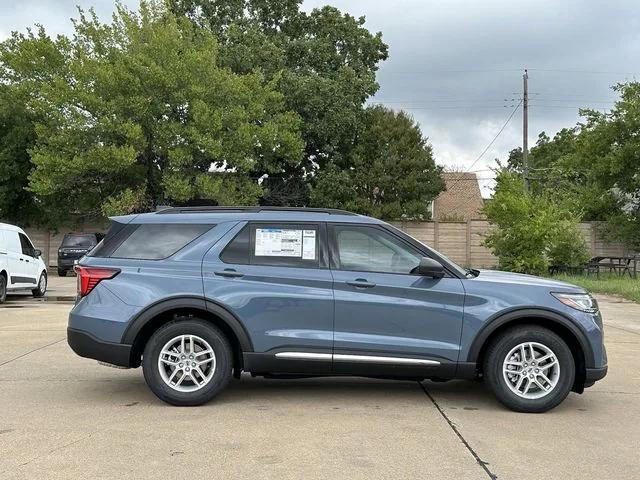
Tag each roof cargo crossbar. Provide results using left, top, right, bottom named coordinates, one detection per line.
left=155, top=206, right=357, bottom=216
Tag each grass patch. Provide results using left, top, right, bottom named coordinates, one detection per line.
left=553, top=273, right=640, bottom=303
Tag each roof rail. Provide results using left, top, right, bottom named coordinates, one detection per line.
left=155, top=206, right=357, bottom=216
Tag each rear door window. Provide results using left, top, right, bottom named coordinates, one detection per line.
left=220, top=225, right=251, bottom=264
left=220, top=222, right=325, bottom=268
left=251, top=223, right=322, bottom=268
left=111, top=224, right=213, bottom=260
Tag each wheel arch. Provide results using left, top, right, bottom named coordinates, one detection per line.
left=122, top=296, right=253, bottom=369
left=468, top=308, right=592, bottom=390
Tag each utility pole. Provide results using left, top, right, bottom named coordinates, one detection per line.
left=522, top=69, right=529, bottom=191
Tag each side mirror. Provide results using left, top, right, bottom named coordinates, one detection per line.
left=33, top=249, right=42, bottom=258
left=415, top=257, right=445, bottom=278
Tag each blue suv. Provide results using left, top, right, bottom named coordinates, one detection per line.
left=67, top=207, right=607, bottom=412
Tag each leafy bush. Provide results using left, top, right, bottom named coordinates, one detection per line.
left=483, top=172, right=589, bottom=275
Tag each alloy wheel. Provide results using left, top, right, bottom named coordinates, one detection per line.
left=502, top=342, right=560, bottom=399
left=157, top=334, right=217, bottom=393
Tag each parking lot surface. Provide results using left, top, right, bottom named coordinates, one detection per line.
left=1, top=287, right=639, bottom=479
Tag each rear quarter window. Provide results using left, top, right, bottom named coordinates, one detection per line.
left=111, top=224, right=213, bottom=260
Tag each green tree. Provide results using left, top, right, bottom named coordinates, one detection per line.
left=483, top=171, right=589, bottom=275
left=0, top=1, right=304, bottom=219
left=310, top=106, right=443, bottom=219
left=169, top=0, right=389, bottom=204
left=0, top=85, right=39, bottom=224
left=503, top=82, right=640, bottom=251
left=576, top=83, right=640, bottom=250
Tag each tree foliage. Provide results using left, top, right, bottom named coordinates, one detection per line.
left=310, top=106, right=443, bottom=219
left=169, top=0, right=389, bottom=204
left=1, top=1, right=304, bottom=219
left=0, top=1, right=444, bottom=224
left=483, top=171, right=589, bottom=275
left=503, top=82, right=640, bottom=251
left=0, top=85, right=39, bottom=224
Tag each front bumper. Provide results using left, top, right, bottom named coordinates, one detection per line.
left=58, top=258, right=80, bottom=268
left=67, top=327, right=133, bottom=367
left=585, top=365, right=608, bottom=384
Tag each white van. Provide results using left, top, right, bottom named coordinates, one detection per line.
left=0, top=223, right=47, bottom=303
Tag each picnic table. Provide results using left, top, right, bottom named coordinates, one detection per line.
left=586, top=256, right=638, bottom=278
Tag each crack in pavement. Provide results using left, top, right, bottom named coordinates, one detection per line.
left=0, top=338, right=65, bottom=367
left=0, top=433, right=92, bottom=475
left=419, top=382, right=497, bottom=480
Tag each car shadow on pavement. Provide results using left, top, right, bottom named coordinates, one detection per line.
left=70, top=371, right=503, bottom=409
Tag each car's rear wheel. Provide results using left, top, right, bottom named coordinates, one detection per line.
left=483, top=325, right=575, bottom=413
left=142, top=319, right=233, bottom=406
left=0, top=275, right=6, bottom=304
left=57, top=269, right=67, bottom=277
left=32, top=272, right=47, bottom=297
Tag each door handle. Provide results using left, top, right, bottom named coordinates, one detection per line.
left=213, top=269, right=244, bottom=278
left=346, top=279, right=376, bottom=288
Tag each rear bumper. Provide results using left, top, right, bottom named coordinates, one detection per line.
left=67, top=327, right=133, bottom=367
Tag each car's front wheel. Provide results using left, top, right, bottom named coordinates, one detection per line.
left=484, top=325, right=575, bottom=413
left=32, top=272, right=47, bottom=298
left=142, top=319, right=233, bottom=406
left=0, top=275, right=6, bottom=304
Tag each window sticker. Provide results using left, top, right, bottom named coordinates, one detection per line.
left=302, top=230, right=316, bottom=260
left=254, top=228, right=317, bottom=260
left=255, top=228, right=303, bottom=257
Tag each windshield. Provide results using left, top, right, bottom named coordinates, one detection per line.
left=62, top=234, right=96, bottom=248
left=385, top=224, right=470, bottom=278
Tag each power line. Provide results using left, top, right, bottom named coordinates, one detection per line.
left=445, top=99, right=523, bottom=191
left=527, top=68, right=640, bottom=75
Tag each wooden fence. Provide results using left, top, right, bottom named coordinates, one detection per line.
left=24, top=219, right=632, bottom=269
left=391, top=220, right=631, bottom=268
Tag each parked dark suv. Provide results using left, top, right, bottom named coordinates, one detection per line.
left=57, top=233, right=100, bottom=276
left=67, top=207, right=607, bottom=412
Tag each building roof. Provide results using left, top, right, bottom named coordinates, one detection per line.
left=432, top=172, right=484, bottom=221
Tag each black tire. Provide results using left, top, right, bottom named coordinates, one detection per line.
left=58, top=269, right=67, bottom=277
left=32, top=272, right=47, bottom=297
left=142, top=319, right=233, bottom=406
left=483, top=325, right=575, bottom=413
left=0, top=275, right=6, bottom=304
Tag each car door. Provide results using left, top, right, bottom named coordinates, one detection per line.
left=202, top=221, right=334, bottom=374
left=329, top=223, right=465, bottom=377
left=5, top=230, right=33, bottom=288
left=19, top=233, right=39, bottom=281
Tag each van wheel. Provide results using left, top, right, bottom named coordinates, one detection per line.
left=142, top=319, right=233, bottom=406
left=483, top=325, right=575, bottom=413
left=0, top=275, right=6, bottom=303
left=58, top=269, right=67, bottom=277
left=32, top=273, right=47, bottom=298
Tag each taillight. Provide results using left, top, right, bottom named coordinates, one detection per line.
left=74, top=265, right=120, bottom=297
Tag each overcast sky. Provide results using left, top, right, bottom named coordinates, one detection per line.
left=2, top=1, right=639, bottom=195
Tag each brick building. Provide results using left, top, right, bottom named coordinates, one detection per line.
left=432, top=172, right=485, bottom=221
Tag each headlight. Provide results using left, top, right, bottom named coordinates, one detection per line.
left=551, top=292, right=598, bottom=313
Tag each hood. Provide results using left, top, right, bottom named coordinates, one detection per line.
left=476, top=269, right=585, bottom=292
